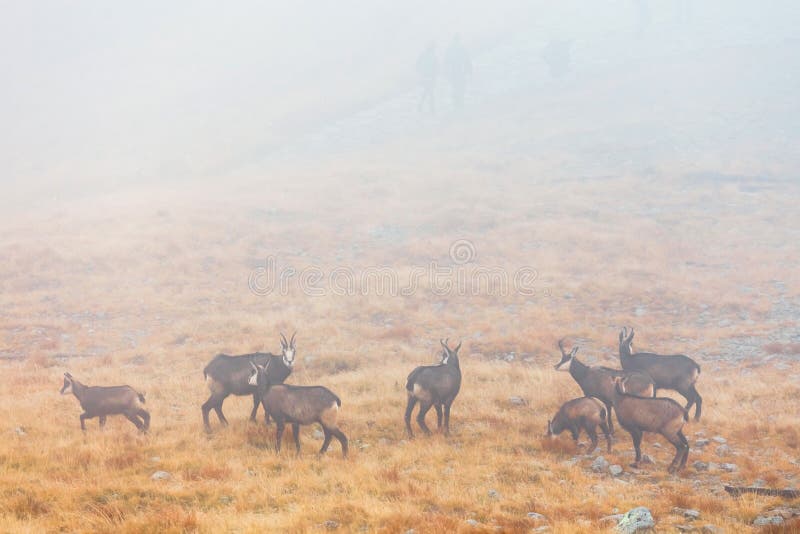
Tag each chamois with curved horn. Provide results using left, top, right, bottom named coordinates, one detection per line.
left=201, top=332, right=295, bottom=431
left=618, top=327, right=702, bottom=420
left=250, top=360, right=348, bottom=458
left=555, top=339, right=654, bottom=435
left=404, top=339, right=462, bottom=437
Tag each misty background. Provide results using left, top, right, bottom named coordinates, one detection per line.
left=2, top=1, right=798, bottom=210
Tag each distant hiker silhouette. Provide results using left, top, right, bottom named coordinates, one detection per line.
left=416, top=41, right=438, bottom=114
left=444, top=34, right=472, bottom=110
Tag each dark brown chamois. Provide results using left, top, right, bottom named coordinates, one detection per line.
left=404, top=339, right=462, bottom=438
left=60, top=373, right=150, bottom=432
left=250, top=360, right=348, bottom=458
left=202, top=332, right=295, bottom=431
left=555, top=339, right=654, bottom=435
left=611, top=377, right=689, bottom=474
left=547, top=396, right=612, bottom=453
left=618, top=327, right=702, bottom=420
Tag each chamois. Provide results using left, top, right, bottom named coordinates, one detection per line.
left=202, top=332, right=295, bottom=431
left=611, top=376, right=689, bottom=473
left=249, top=361, right=348, bottom=458
left=404, top=339, right=462, bottom=438
left=547, top=396, right=612, bottom=453
left=60, top=373, right=150, bottom=432
left=555, top=339, right=654, bottom=434
left=555, top=339, right=653, bottom=435
left=618, top=327, right=702, bottom=420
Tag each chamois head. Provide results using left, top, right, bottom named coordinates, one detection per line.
left=440, top=338, right=461, bottom=365
left=555, top=339, right=578, bottom=371
left=619, top=327, right=635, bottom=357
left=60, top=372, right=74, bottom=395
left=280, top=331, right=297, bottom=367
left=248, top=358, right=272, bottom=390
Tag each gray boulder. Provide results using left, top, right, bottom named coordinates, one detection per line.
left=617, top=507, right=655, bottom=533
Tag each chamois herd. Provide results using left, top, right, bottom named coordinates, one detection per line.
left=59, top=327, right=702, bottom=473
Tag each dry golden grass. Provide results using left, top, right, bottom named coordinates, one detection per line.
left=2, top=116, right=800, bottom=533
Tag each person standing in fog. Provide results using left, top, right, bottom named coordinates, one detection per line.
left=444, top=34, right=472, bottom=110
left=416, top=41, right=438, bottom=114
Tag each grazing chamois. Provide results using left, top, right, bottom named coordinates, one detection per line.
left=202, top=332, right=295, bottom=431
left=618, top=327, right=702, bottom=420
left=555, top=339, right=654, bottom=434
left=404, top=339, right=462, bottom=438
left=611, top=376, right=689, bottom=473
left=60, top=373, right=150, bottom=432
left=547, top=396, right=612, bottom=453
left=249, top=360, right=348, bottom=458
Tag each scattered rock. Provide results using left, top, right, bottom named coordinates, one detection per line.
left=716, top=444, right=731, bottom=457
left=640, top=454, right=655, bottom=465
left=701, top=525, right=722, bottom=534
left=527, top=512, right=547, bottom=522
left=673, top=507, right=701, bottom=521
left=592, top=456, right=610, bottom=472
left=487, top=489, right=500, bottom=500
left=720, top=463, right=738, bottom=472
left=508, top=396, right=526, bottom=406
left=753, top=515, right=783, bottom=527
left=712, top=436, right=727, bottom=444
left=693, top=461, right=709, bottom=471
left=532, top=527, right=551, bottom=533
left=752, top=478, right=766, bottom=487
left=14, top=427, right=25, bottom=436
left=150, top=456, right=160, bottom=463
left=652, top=442, right=662, bottom=449
left=465, top=519, right=481, bottom=527
left=404, top=530, right=415, bottom=534
left=150, top=471, right=171, bottom=481
left=609, top=464, right=624, bottom=477
left=695, top=438, right=710, bottom=448
left=313, top=429, right=325, bottom=439
left=322, top=520, right=339, bottom=530
left=616, top=507, right=655, bottom=533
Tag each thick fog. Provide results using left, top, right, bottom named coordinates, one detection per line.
left=1, top=1, right=798, bottom=207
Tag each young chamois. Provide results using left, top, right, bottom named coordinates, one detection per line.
left=404, top=339, right=462, bottom=438
left=249, top=360, right=348, bottom=458
left=547, top=396, right=612, bottom=453
left=555, top=339, right=654, bottom=435
left=611, top=376, right=689, bottom=474
left=202, top=332, right=295, bottom=431
left=618, top=327, right=702, bottom=420
left=60, top=373, right=150, bottom=432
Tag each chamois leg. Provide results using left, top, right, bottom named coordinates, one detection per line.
left=275, top=419, right=286, bottom=453
left=331, top=428, right=348, bottom=458
left=443, top=401, right=453, bottom=436
left=434, top=404, right=443, bottom=430
left=605, top=402, right=615, bottom=435
left=690, top=385, right=702, bottom=421
left=416, top=402, right=433, bottom=435
left=80, top=413, right=90, bottom=431
left=320, top=427, right=333, bottom=454
left=404, top=396, right=418, bottom=438
left=213, top=396, right=230, bottom=427
left=124, top=413, right=145, bottom=431
left=586, top=427, right=599, bottom=454
left=599, top=419, right=613, bottom=452
left=202, top=393, right=227, bottom=430
left=99, top=416, right=107, bottom=428
left=249, top=393, right=260, bottom=422
left=680, top=386, right=696, bottom=415
left=664, top=431, right=685, bottom=474
left=292, top=423, right=301, bottom=455
left=137, top=409, right=151, bottom=432
left=629, top=429, right=643, bottom=467
left=678, top=430, right=690, bottom=469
